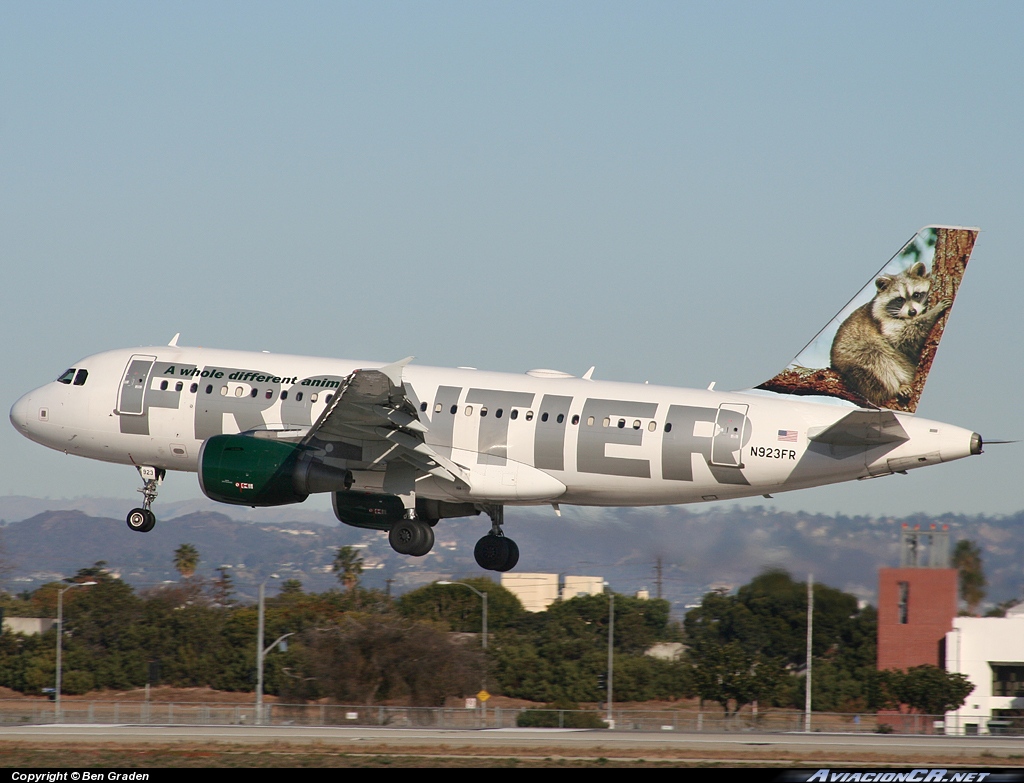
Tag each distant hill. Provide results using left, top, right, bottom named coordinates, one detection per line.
left=1, top=497, right=1020, bottom=614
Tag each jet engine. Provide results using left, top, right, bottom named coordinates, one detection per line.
left=198, top=434, right=352, bottom=507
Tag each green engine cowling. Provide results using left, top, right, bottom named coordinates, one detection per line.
left=199, top=434, right=353, bottom=507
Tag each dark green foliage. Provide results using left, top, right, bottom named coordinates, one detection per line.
left=516, top=700, right=608, bottom=728
left=397, top=578, right=524, bottom=633
left=871, top=665, right=973, bottom=715
left=952, top=539, right=987, bottom=614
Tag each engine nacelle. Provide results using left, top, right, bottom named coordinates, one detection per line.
left=199, top=434, right=352, bottom=507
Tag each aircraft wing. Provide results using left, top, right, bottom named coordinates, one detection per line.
left=808, top=409, right=910, bottom=446
left=299, top=358, right=468, bottom=483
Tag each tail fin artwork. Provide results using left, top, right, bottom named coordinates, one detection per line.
left=756, top=226, right=978, bottom=413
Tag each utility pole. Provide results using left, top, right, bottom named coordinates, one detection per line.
left=804, top=573, right=813, bottom=733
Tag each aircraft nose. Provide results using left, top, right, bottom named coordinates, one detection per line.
left=9, top=392, right=33, bottom=433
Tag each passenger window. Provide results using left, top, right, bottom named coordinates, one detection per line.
left=495, top=409, right=503, bottom=419
left=234, top=387, right=243, bottom=397
left=265, top=390, right=273, bottom=399
left=665, top=422, right=673, bottom=433
left=541, top=412, right=549, bottom=422
left=648, top=421, right=657, bottom=432
left=191, top=383, right=198, bottom=393
left=587, top=416, right=595, bottom=426
left=175, top=381, right=183, bottom=392
left=526, top=411, right=534, bottom=421
left=311, top=393, right=319, bottom=403
left=434, top=403, right=442, bottom=413
left=220, top=386, right=228, bottom=396
left=57, top=369, right=76, bottom=384
left=160, top=380, right=168, bottom=391
left=480, top=407, right=488, bottom=417
left=205, top=384, right=213, bottom=394
left=73, top=369, right=88, bottom=386
left=250, top=388, right=258, bottom=398
left=618, top=419, right=626, bottom=429
left=556, top=413, right=564, bottom=424
left=603, top=417, right=610, bottom=427
left=571, top=415, right=579, bottom=425
left=450, top=405, right=458, bottom=414
left=633, top=420, right=641, bottom=430
left=465, top=406, right=473, bottom=416
left=420, top=402, right=428, bottom=412
left=326, top=394, right=333, bottom=403
left=281, top=390, right=288, bottom=400
left=296, top=392, right=303, bottom=401
left=511, top=409, right=519, bottom=420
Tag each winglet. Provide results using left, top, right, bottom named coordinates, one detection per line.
left=377, top=356, right=415, bottom=387
left=756, top=226, right=978, bottom=413
left=168, top=333, right=180, bottom=347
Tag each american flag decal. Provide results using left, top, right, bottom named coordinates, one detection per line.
left=777, top=430, right=798, bottom=442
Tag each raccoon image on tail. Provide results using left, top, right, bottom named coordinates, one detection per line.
left=830, top=261, right=951, bottom=407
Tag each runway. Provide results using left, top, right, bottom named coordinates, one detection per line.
left=2, top=724, right=1023, bottom=766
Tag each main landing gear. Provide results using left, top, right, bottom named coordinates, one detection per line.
left=473, top=505, right=519, bottom=572
left=126, top=465, right=164, bottom=533
left=388, top=516, right=436, bottom=557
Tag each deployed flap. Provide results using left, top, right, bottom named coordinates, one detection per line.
left=808, top=410, right=910, bottom=446
left=301, top=360, right=469, bottom=485
left=757, top=226, right=978, bottom=413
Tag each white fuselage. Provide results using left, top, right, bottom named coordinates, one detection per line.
left=10, top=345, right=979, bottom=508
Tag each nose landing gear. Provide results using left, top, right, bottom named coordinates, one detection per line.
left=126, top=465, right=164, bottom=533
left=473, top=505, right=519, bottom=572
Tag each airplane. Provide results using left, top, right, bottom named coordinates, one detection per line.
left=10, top=226, right=986, bottom=572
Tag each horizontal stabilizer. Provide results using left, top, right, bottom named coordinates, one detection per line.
left=808, top=410, right=909, bottom=446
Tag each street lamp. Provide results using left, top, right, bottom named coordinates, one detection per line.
left=437, top=581, right=488, bottom=649
left=55, top=581, right=97, bottom=722
left=256, top=574, right=294, bottom=726
left=606, top=585, right=614, bottom=728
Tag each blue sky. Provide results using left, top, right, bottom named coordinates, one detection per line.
left=2, top=1, right=1021, bottom=517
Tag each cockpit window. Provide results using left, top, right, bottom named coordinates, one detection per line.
left=57, top=368, right=76, bottom=384
left=73, top=369, right=88, bottom=386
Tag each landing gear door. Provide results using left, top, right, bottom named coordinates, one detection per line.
left=711, top=403, right=749, bottom=468
left=117, top=355, right=157, bottom=415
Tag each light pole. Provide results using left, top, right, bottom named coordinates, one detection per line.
left=256, top=573, right=291, bottom=726
left=606, top=588, right=614, bottom=728
left=55, top=581, right=97, bottom=722
left=438, top=581, right=489, bottom=726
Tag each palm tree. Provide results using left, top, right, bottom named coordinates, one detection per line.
left=173, top=543, right=200, bottom=579
left=333, top=546, right=364, bottom=592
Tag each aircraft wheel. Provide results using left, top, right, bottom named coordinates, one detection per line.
left=496, top=537, right=519, bottom=572
left=474, top=534, right=510, bottom=571
left=389, top=519, right=427, bottom=555
left=127, top=508, right=156, bottom=533
left=409, top=524, right=434, bottom=557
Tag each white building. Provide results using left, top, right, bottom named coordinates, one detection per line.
left=500, top=573, right=605, bottom=612
left=944, top=610, right=1024, bottom=735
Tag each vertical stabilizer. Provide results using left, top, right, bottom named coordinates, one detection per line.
left=756, top=226, right=977, bottom=413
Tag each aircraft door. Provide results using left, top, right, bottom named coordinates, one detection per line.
left=117, top=355, right=156, bottom=415
left=711, top=403, right=748, bottom=468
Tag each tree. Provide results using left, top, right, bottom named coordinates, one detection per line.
left=173, top=544, right=200, bottom=580
left=690, top=641, right=784, bottom=719
left=952, top=539, right=987, bottom=615
left=332, top=546, right=363, bottom=592
left=872, top=665, right=973, bottom=716
left=397, top=578, right=524, bottom=633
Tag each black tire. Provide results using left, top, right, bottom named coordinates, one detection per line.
left=389, top=519, right=426, bottom=555
left=126, top=508, right=149, bottom=532
left=141, top=509, right=157, bottom=533
left=496, top=537, right=519, bottom=572
left=409, top=523, right=434, bottom=557
left=474, top=534, right=510, bottom=571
